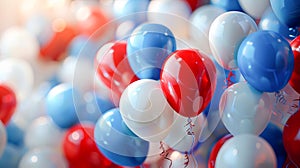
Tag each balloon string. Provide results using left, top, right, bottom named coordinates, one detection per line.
left=275, top=90, right=287, bottom=105
left=224, top=70, right=235, bottom=88
left=160, top=141, right=172, bottom=168
left=184, top=117, right=197, bottom=168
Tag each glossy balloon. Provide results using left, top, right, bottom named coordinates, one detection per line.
left=120, top=79, right=174, bottom=142
left=289, top=36, right=300, bottom=94
left=209, top=11, right=258, bottom=70
left=219, top=82, right=272, bottom=136
left=46, top=84, right=80, bottom=129
left=0, top=121, right=6, bottom=157
left=215, top=134, right=277, bottom=168
left=208, top=134, right=232, bottom=168
left=160, top=49, right=216, bottom=117
left=211, top=0, right=243, bottom=11
left=127, top=23, right=176, bottom=80
left=237, top=30, right=294, bottom=92
left=0, top=84, right=17, bottom=125
left=283, top=111, right=300, bottom=166
left=238, top=0, right=270, bottom=19
left=259, top=8, right=299, bottom=40
left=94, top=108, right=149, bottom=166
left=270, top=0, right=300, bottom=27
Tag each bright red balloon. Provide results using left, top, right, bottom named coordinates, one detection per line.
left=184, top=0, right=209, bottom=11
left=95, top=41, right=138, bottom=106
left=63, top=123, right=121, bottom=168
left=0, top=84, right=17, bottom=125
left=289, top=35, right=300, bottom=94
left=208, top=134, right=232, bottom=168
left=160, top=49, right=216, bottom=117
left=283, top=111, right=300, bottom=166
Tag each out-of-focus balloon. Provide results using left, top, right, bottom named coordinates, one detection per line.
left=95, top=41, right=138, bottom=105
left=219, top=82, right=272, bottom=136
left=0, top=84, right=17, bottom=125
left=289, top=35, right=300, bottom=94
left=237, top=30, right=294, bottom=92
left=211, top=0, right=243, bottom=11
left=19, top=148, right=68, bottom=168
left=0, top=143, right=24, bottom=167
left=259, top=8, right=299, bottom=40
left=0, top=58, right=34, bottom=101
left=68, top=35, right=99, bottom=59
left=215, top=134, right=277, bottom=168
left=127, top=23, right=176, bottom=80
left=283, top=110, right=300, bottom=166
left=94, top=108, right=149, bottom=167
left=189, top=5, right=225, bottom=55
left=46, top=83, right=80, bottom=129
left=238, top=0, right=270, bottom=19
left=209, top=11, right=257, bottom=70
left=160, top=49, right=216, bottom=117
left=63, top=123, right=118, bottom=168
left=6, top=121, right=24, bottom=147
left=208, top=134, right=232, bottom=168
left=120, top=79, right=174, bottom=142
left=0, top=121, right=6, bottom=157
left=24, top=116, right=63, bottom=150
left=270, top=0, right=300, bottom=28
left=185, top=0, right=209, bottom=11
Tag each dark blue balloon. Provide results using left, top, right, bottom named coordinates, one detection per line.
left=260, top=123, right=287, bottom=168
left=237, top=30, right=294, bottom=92
left=259, top=8, right=299, bottom=40
left=127, top=23, right=176, bottom=80
left=46, top=84, right=79, bottom=129
left=6, top=121, right=24, bottom=147
left=211, top=0, right=243, bottom=11
left=94, top=108, right=149, bottom=167
left=270, top=0, right=300, bottom=28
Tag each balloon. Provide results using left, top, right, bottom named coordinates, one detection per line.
left=6, top=121, right=24, bottom=147
left=94, top=108, right=149, bottom=167
left=215, top=134, right=277, bottom=168
left=219, top=82, right=272, bottom=136
left=189, top=5, right=225, bottom=55
left=209, top=11, right=258, bottom=70
left=270, top=0, right=300, bottom=28
left=63, top=123, right=118, bottom=168
left=95, top=41, right=138, bottom=105
left=289, top=35, right=300, bottom=94
left=0, top=143, right=24, bottom=167
left=210, top=0, right=243, bottom=11
left=259, top=8, right=299, bottom=40
left=68, top=35, right=99, bottom=60
left=0, top=84, right=17, bottom=125
left=237, top=30, right=294, bottom=92
left=238, top=0, right=270, bottom=19
left=24, top=116, right=63, bottom=149
left=185, top=0, right=209, bottom=11
left=161, top=150, right=199, bottom=168
left=160, top=49, right=216, bottom=117
left=46, top=83, right=80, bottom=129
left=120, top=79, right=174, bottom=142
left=283, top=110, right=300, bottom=166
left=19, top=148, right=68, bottom=168
left=0, top=121, right=6, bottom=157
left=127, top=23, right=176, bottom=80
left=208, top=134, right=232, bottom=168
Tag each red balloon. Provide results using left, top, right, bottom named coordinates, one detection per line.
left=160, top=49, right=216, bottom=117
left=208, top=134, right=232, bottom=168
left=63, top=123, right=120, bottom=168
left=0, top=84, right=17, bottom=125
left=289, top=35, right=300, bottom=94
left=283, top=157, right=299, bottom=168
left=283, top=111, right=300, bottom=166
left=184, top=0, right=209, bottom=11
left=95, top=41, right=138, bottom=106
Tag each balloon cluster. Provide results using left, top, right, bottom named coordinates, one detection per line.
left=0, top=0, right=299, bottom=167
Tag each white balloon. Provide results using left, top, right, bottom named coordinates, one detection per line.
left=120, top=79, right=174, bottom=142
left=219, top=82, right=272, bottom=136
left=24, top=116, right=64, bottom=150
left=209, top=11, right=257, bottom=70
left=189, top=5, right=225, bottom=55
left=238, top=0, right=270, bottom=19
left=0, top=58, right=34, bottom=101
left=215, top=134, right=277, bottom=168
left=162, top=150, right=199, bottom=168
left=19, top=148, right=68, bottom=168
left=0, top=121, right=7, bottom=157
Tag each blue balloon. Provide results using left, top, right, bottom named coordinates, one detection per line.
left=6, top=121, right=24, bottom=147
left=260, top=123, right=287, bottom=168
left=211, top=0, right=243, bottom=11
left=68, top=35, right=99, bottom=60
left=270, top=0, right=300, bottom=28
left=46, top=84, right=80, bottom=129
left=127, top=23, right=176, bottom=80
left=237, top=30, right=294, bottom=92
left=0, top=143, right=25, bottom=167
left=259, top=8, right=299, bottom=40
left=94, top=108, right=149, bottom=167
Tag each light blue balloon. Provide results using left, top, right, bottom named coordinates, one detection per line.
left=211, top=0, right=243, bottom=11
left=68, top=35, right=99, bottom=60
left=0, top=143, right=25, bottom=167
left=6, top=121, right=24, bottom=147
left=94, top=108, right=149, bottom=167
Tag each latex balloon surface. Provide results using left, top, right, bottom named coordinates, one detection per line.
left=0, top=84, right=17, bottom=125
left=289, top=36, right=300, bottom=94
left=238, top=0, right=270, bottom=19
left=270, top=0, right=300, bottom=27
